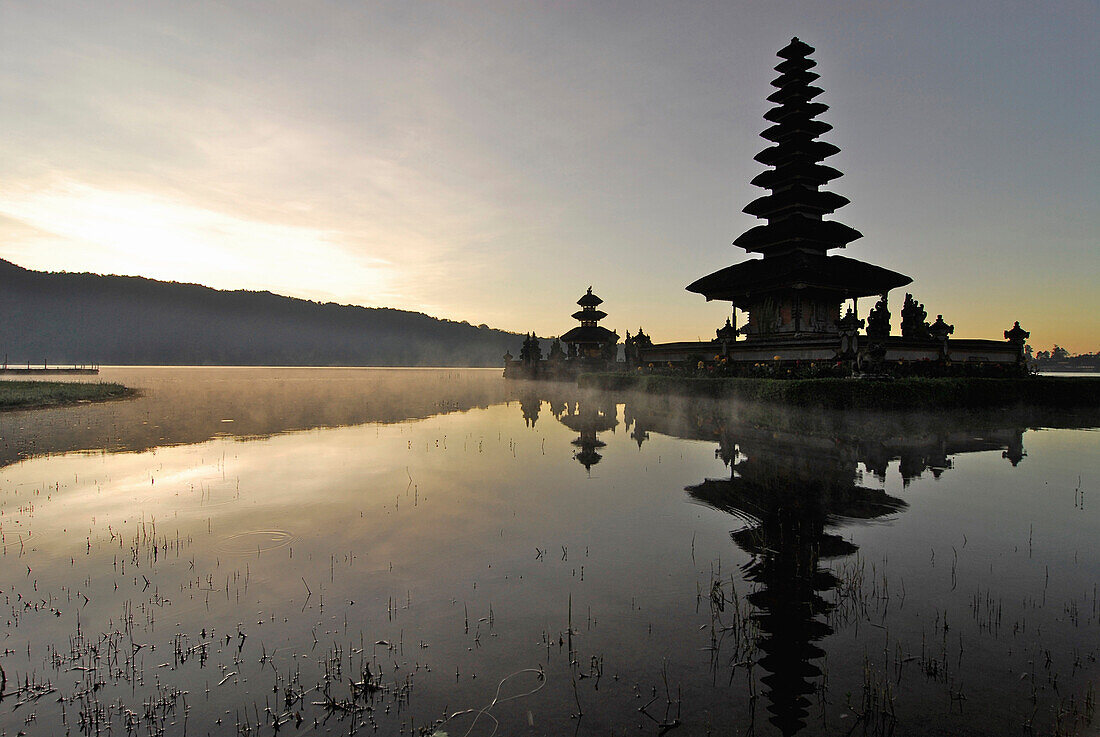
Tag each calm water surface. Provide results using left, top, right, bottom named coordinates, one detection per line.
left=0, top=367, right=1098, bottom=736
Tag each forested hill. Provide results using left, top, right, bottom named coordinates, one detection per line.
left=0, top=259, right=523, bottom=366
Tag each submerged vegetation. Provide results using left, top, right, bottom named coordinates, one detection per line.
left=0, top=380, right=135, bottom=410
left=578, top=373, right=1100, bottom=409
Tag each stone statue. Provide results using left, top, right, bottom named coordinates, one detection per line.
left=928, top=315, right=954, bottom=342
left=865, top=294, right=891, bottom=339
left=716, top=319, right=738, bottom=357
left=900, top=293, right=931, bottom=340
left=600, top=333, right=620, bottom=362
left=1004, top=321, right=1030, bottom=346
left=1004, top=321, right=1030, bottom=363
left=859, top=294, right=891, bottom=370
left=624, top=328, right=653, bottom=366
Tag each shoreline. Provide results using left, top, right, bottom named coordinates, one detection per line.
left=576, top=373, right=1100, bottom=410
left=0, top=381, right=138, bottom=412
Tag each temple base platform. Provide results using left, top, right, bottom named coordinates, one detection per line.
left=640, top=336, right=1021, bottom=368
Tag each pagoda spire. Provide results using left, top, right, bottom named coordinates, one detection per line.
left=736, top=37, right=861, bottom=257
left=685, top=39, right=911, bottom=341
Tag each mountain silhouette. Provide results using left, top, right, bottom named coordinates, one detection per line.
left=0, top=259, right=521, bottom=366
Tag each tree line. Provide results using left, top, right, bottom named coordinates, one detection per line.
left=0, top=259, right=523, bottom=366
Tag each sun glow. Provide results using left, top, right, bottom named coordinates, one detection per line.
left=0, top=181, right=395, bottom=305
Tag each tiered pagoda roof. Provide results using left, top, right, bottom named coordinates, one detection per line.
left=687, top=251, right=910, bottom=304
left=561, top=287, right=618, bottom=345
left=688, top=38, right=910, bottom=306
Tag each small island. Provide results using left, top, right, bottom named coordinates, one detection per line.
left=505, top=38, right=1099, bottom=409
left=0, top=380, right=136, bottom=411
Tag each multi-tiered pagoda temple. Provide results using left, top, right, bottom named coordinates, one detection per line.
left=560, top=287, right=618, bottom=359
left=509, top=38, right=1027, bottom=376
left=688, top=38, right=911, bottom=341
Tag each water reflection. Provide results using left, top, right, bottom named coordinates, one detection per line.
left=0, top=367, right=507, bottom=468
left=559, top=398, right=618, bottom=471
left=684, top=418, right=906, bottom=736
left=509, top=383, right=1100, bottom=736
left=861, top=426, right=1026, bottom=484
left=632, top=397, right=1096, bottom=735
left=513, top=382, right=619, bottom=471
left=1, top=372, right=1097, bottom=736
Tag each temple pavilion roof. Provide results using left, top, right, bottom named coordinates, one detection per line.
left=560, top=325, right=618, bottom=344
left=762, top=119, right=832, bottom=142
left=733, top=214, right=862, bottom=254
left=742, top=187, right=849, bottom=220
left=767, top=85, right=823, bottom=104
left=750, top=162, right=841, bottom=189
left=763, top=102, right=830, bottom=125
left=774, top=56, right=815, bottom=75
left=754, top=140, right=839, bottom=166
left=686, top=252, right=911, bottom=306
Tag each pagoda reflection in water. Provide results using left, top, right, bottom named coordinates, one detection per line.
left=518, top=393, right=541, bottom=428
left=687, top=427, right=906, bottom=736
left=514, top=384, right=619, bottom=472
left=624, top=398, right=1033, bottom=736
left=558, top=395, right=618, bottom=472
left=509, top=387, right=1039, bottom=735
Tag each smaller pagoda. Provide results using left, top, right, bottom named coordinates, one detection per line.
left=561, top=287, right=618, bottom=359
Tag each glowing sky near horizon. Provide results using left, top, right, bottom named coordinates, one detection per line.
left=1, top=1, right=1097, bottom=350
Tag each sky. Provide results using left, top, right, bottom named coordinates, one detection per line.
left=0, top=0, right=1096, bottom=351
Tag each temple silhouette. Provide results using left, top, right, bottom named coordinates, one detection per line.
left=560, top=287, right=619, bottom=360
left=688, top=38, right=911, bottom=340
left=650, top=38, right=1026, bottom=368
left=506, top=39, right=1028, bottom=378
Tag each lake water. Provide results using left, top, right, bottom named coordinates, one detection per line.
left=1, top=367, right=1098, bottom=736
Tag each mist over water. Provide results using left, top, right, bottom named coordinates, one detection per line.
left=0, top=368, right=1097, bottom=736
